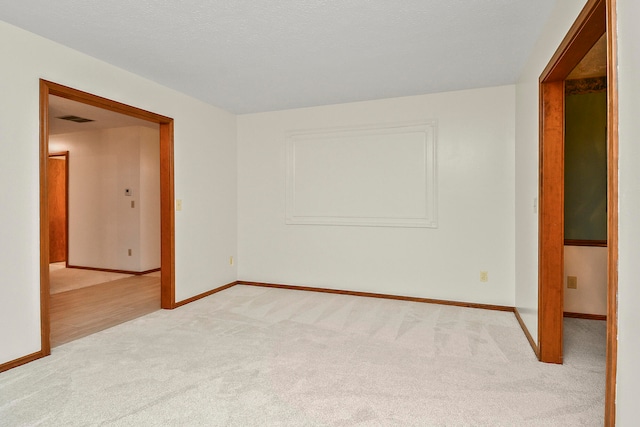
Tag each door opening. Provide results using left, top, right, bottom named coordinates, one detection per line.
left=537, top=0, right=617, bottom=424
left=48, top=152, right=68, bottom=264
left=39, top=80, right=176, bottom=354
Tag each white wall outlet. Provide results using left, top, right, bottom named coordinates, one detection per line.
left=480, top=271, right=489, bottom=282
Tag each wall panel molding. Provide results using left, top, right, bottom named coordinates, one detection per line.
left=286, top=121, right=437, bottom=228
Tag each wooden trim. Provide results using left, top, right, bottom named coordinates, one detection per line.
left=539, top=0, right=608, bottom=366
left=564, top=311, right=607, bottom=321
left=39, top=80, right=175, bottom=359
left=160, top=120, right=175, bottom=309
left=64, top=153, right=70, bottom=267
left=0, top=350, right=47, bottom=373
left=540, top=0, right=606, bottom=83
left=564, top=239, right=607, bottom=247
left=538, top=0, right=616, bottom=423
left=173, top=281, right=237, bottom=308
left=39, top=80, right=52, bottom=358
left=41, top=80, right=173, bottom=123
left=240, top=281, right=515, bottom=312
left=514, top=308, right=540, bottom=359
left=65, top=265, right=161, bottom=276
left=605, top=0, right=618, bottom=423
left=49, top=151, right=70, bottom=265
left=538, top=79, right=565, bottom=364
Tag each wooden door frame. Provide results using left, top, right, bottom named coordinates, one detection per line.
left=538, top=0, right=617, bottom=423
left=48, top=151, right=69, bottom=265
left=39, top=80, right=176, bottom=356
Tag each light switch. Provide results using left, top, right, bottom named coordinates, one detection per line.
left=176, top=199, right=182, bottom=211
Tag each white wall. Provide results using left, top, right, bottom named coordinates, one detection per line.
left=563, top=246, right=607, bottom=315
left=615, top=0, right=640, bottom=422
left=514, top=0, right=588, bottom=341
left=0, top=21, right=237, bottom=365
left=49, top=126, right=160, bottom=272
left=238, top=86, right=516, bottom=306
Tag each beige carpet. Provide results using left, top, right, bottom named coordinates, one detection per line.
left=0, top=285, right=605, bottom=426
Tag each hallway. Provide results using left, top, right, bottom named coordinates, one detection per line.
left=50, top=265, right=161, bottom=346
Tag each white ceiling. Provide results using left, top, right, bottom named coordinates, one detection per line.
left=1, top=0, right=558, bottom=114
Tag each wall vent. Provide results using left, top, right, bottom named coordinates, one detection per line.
left=56, top=115, right=94, bottom=123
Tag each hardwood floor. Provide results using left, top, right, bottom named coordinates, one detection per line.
left=50, top=274, right=161, bottom=347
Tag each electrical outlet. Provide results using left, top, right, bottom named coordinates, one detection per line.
left=229, top=256, right=234, bottom=266
left=480, top=271, right=489, bottom=282
left=567, top=276, right=578, bottom=289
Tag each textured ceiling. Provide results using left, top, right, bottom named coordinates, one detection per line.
left=1, top=0, right=557, bottom=114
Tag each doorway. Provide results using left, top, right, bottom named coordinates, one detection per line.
left=563, top=40, right=608, bottom=320
left=538, top=0, right=617, bottom=424
left=39, top=80, right=176, bottom=354
left=47, top=96, right=164, bottom=346
left=48, top=152, right=68, bottom=264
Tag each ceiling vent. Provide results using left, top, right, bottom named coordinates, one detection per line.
left=56, top=115, right=94, bottom=123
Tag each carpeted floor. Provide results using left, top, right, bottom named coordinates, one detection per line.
left=0, top=285, right=605, bottom=426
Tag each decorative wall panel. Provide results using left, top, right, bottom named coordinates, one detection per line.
left=286, top=121, right=437, bottom=227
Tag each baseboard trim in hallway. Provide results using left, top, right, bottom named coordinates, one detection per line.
left=66, top=265, right=161, bottom=276
left=564, top=311, right=607, bottom=321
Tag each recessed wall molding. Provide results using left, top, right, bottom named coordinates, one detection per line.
left=286, top=121, right=437, bottom=228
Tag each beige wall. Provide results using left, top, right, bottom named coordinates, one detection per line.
left=563, top=246, right=607, bottom=315
left=50, top=126, right=160, bottom=272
